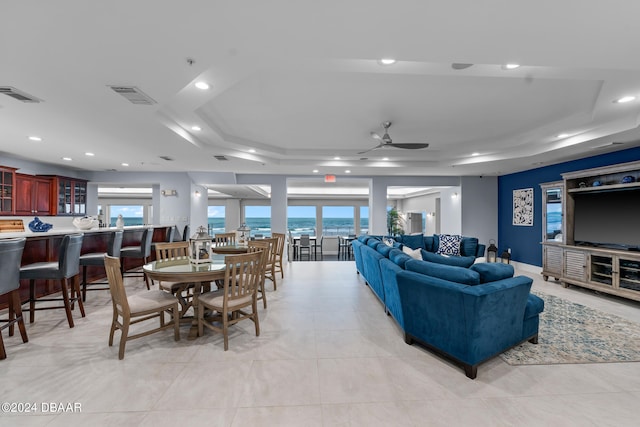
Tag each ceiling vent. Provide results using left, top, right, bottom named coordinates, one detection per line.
left=158, top=155, right=174, bottom=161
left=214, top=155, right=229, bottom=161
left=108, top=85, right=156, bottom=105
left=0, top=86, right=42, bottom=103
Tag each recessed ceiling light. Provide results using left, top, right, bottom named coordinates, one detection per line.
left=382, top=157, right=389, bottom=161
left=195, top=81, right=210, bottom=90
left=614, top=95, right=636, bottom=103
left=62, top=157, right=72, bottom=161
left=248, top=149, right=256, bottom=153
left=345, top=170, right=351, bottom=174
left=557, top=133, right=571, bottom=138
left=504, top=63, right=520, bottom=69
left=85, top=152, right=94, bottom=156
left=471, top=152, right=480, bottom=156
left=378, top=58, right=396, bottom=65
left=312, top=169, right=319, bottom=173
left=334, top=156, right=341, bottom=160
left=191, top=125, right=201, bottom=131
left=28, top=136, right=42, bottom=141
left=121, top=163, right=129, bottom=167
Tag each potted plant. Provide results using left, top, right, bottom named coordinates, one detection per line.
left=387, top=208, right=405, bottom=236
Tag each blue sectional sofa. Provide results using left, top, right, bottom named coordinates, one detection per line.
left=351, top=235, right=544, bottom=379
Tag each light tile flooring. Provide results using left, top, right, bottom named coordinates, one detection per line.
left=2, top=261, right=640, bottom=426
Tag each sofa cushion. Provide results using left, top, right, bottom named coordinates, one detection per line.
left=436, top=234, right=462, bottom=256
left=357, top=235, right=370, bottom=243
left=377, top=244, right=394, bottom=257
left=400, top=234, right=425, bottom=250
left=389, top=248, right=412, bottom=268
left=470, top=263, right=515, bottom=283
left=460, top=237, right=479, bottom=257
left=421, top=249, right=476, bottom=268
left=423, top=236, right=435, bottom=252
left=367, top=238, right=381, bottom=248
left=405, top=259, right=480, bottom=286
left=402, top=246, right=422, bottom=260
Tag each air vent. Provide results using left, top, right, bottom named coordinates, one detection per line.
left=214, top=155, right=229, bottom=161
left=158, top=156, right=174, bottom=161
left=108, top=85, right=156, bottom=105
left=0, top=86, right=42, bottom=103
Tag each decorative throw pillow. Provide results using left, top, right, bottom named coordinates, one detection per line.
left=436, top=234, right=462, bottom=256
left=383, top=237, right=395, bottom=247
left=402, top=245, right=422, bottom=260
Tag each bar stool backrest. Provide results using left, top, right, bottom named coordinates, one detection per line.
left=0, top=238, right=26, bottom=294
left=108, top=230, right=124, bottom=258
left=59, top=234, right=84, bottom=279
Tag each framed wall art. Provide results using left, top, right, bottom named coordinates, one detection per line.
left=513, top=188, right=533, bottom=226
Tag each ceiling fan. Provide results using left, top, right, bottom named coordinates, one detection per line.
left=358, top=121, right=429, bottom=154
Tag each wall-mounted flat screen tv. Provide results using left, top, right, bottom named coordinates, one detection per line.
left=573, top=190, right=640, bottom=249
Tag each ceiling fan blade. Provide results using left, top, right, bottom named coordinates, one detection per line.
left=370, top=131, right=382, bottom=141
left=389, top=143, right=430, bottom=149
left=358, top=142, right=385, bottom=154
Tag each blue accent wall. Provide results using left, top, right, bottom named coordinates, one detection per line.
left=498, top=146, right=640, bottom=266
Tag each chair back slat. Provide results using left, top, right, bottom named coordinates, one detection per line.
left=214, top=232, right=236, bottom=246
left=224, top=252, right=261, bottom=302
left=154, top=241, right=189, bottom=260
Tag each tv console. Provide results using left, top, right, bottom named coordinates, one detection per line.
left=541, top=160, right=640, bottom=302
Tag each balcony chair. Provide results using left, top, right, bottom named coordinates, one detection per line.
left=79, top=230, right=123, bottom=301
left=196, top=251, right=262, bottom=350
left=298, top=234, right=312, bottom=261
left=119, top=227, right=153, bottom=289
left=19, top=233, right=85, bottom=328
left=104, top=255, right=180, bottom=359
left=0, top=238, right=28, bottom=360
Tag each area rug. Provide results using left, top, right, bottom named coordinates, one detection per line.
left=500, top=292, right=640, bottom=365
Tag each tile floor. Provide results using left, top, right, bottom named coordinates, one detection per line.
left=1, top=261, right=639, bottom=426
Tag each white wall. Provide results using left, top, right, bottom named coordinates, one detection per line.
left=460, top=176, right=498, bottom=247
left=439, top=186, right=462, bottom=234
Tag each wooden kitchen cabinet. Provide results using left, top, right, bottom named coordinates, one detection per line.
left=15, top=174, right=52, bottom=215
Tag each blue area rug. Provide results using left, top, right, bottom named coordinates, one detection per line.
left=500, top=292, right=640, bottom=365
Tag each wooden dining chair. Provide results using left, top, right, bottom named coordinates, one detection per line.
left=104, top=255, right=180, bottom=360
left=214, top=232, right=236, bottom=246
left=196, top=251, right=262, bottom=350
left=271, top=232, right=286, bottom=278
left=154, top=241, right=195, bottom=317
left=248, top=240, right=271, bottom=308
left=261, top=237, right=279, bottom=290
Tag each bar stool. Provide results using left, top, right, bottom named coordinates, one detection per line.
left=119, top=227, right=153, bottom=289
left=79, top=230, right=123, bottom=301
left=19, top=233, right=85, bottom=328
left=0, top=238, right=28, bottom=360
left=150, top=226, right=175, bottom=255
left=181, top=225, right=190, bottom=242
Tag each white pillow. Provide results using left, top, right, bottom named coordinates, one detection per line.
left=402, top=245, right=422, bottom=260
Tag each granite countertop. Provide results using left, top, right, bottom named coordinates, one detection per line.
left=0, top=225, right=160, bottom=240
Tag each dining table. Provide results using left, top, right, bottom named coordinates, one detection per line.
left=143, top=255, right=227, bottom=340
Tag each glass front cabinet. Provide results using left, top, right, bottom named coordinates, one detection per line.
left=0, top=166, right=17, bottom=214
left=540, top=181, right=564, bottom=281
left=43, top=175, right=88, bottom=215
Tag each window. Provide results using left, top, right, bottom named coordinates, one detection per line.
left=322, top=206, right=354, bottom=236
left=360, top=206, right=369, bottom=235
left=287, top=206, right=316, bottom=237
left=109, top=205, right=144, bottom=226
left=245, top=205, right=271, bottom=237
left=208, top=205, right=225, bottom=236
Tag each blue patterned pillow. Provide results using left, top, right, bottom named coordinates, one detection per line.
left=436, top=234, right=462, bottom=256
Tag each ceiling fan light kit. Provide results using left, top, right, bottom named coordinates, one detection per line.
left=359, top=121, right=429, bottom=154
